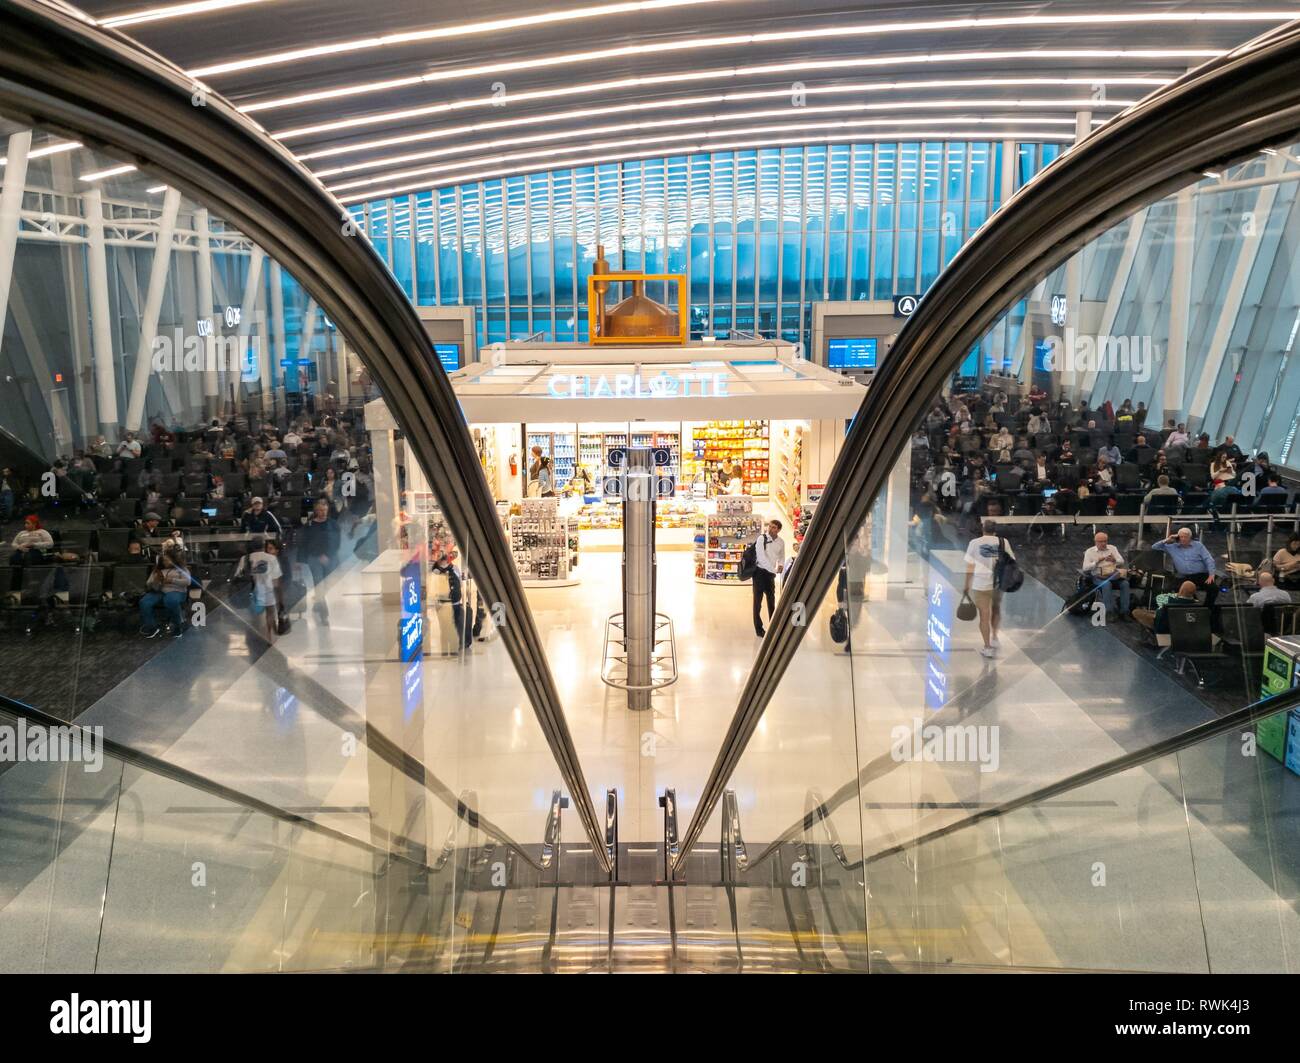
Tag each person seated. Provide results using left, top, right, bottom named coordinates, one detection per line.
left=1248, top=571, right=1292, bottom=608
left=1209, top=453, right=1236, bottom=486
left=990, top=426, right=1014, bottom=453
left=1030, top=450, right=1054, bottom=485
left=1098, top=438, right=1121, bottom=466
left=138, top=549, right=195, bottom=638
left=1208, top=479, right=1245, bottom=518
left=1273, top=536, right=1300, bottom=586
left=1154, top=527, right=1216, bottom=589
left=1133, top=579, right=1201, bottom=634
left=1165, top=422, right=1191, bottom=448
left=1052, top=440, right=1075, bottom=464
left=1143, top=474, right=1180, bottom=507
left=1082, top=531, right=1131, bottom=619
left=1090, top=457, right=1115, bottom=492
left=10, top=514, right=53, bottom=567
left=1148, top=450, right=1174, bottom=485
left=1215, top=435, right=1244, bottom=464
left=1126, top=434, right=1151, bottom=464
left=1011, top=438, right=1036, bottom=467
left=1257, top=474, right=1289, bottom=504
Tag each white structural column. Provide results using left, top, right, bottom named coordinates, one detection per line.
left=124, top=186, right=181, bottom=430
left=1163, top=183, right=1196, bottom=423
left=0, top=129, right=32, bottom=349
left=1187, top=155, right=1285, bottom=430
left=235, top=246, right=264, bottom=413
left=83, top=187, right=119, bottom=435
left=195, top=208, right=219, bottom=415
left=270, top=260, right=287, bottom=403
left=1081, top=207, right=1147, bottom=397
left=300, top=297, right=318, bottom=397
left=1061, top=112, right=1092, bottom=399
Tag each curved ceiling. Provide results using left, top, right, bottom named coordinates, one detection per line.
left=30, top=1, right=1300, bottom=203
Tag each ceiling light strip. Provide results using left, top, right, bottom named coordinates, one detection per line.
left=102, top=0, right=275, bottom=28
left=264, top=50, right=1206, bottom=133
left=296, top=77, right=1158, bottom=160
left=332, top=128, right=1076, bottom=201
left=196, top=10, right=1293, bottom=80
left=316, top=104, right=1117, bottom=179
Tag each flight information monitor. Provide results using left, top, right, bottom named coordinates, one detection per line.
left=827, top=337, right=878, bottom=370
left=434, top=343, right=461, bottom=372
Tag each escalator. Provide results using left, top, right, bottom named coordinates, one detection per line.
left=5, top=0, right=1300, bottom=975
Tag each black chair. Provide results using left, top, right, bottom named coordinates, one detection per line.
left=1220, top=606, right=1267, bottom=661
left=1132, top=446, right=1155, bottom=467
left=998, top=468, right=1024, bottom=493
left=93, top=527, right=133, bottom=563
left=108, top=498, right=140, bottom=525
left=1183, top=464, right=1210, bottom=489
left=1078, top=494, right=1110, bottom=517
left=1057, top=464, right=1081, bottom=488
left=96, top=473, right=123, bottom=498
left=1115, top=494, right=1143, bottom=516
left=1012, top=492, right=1042, bottom=516
left=1145, top=494, right=1181, bottom=517
left=1115, top=464, right=1141, bottom=490
left=1167, top=607, right=1224, bottom=687
left=1262, top=602, right=1300, bottom=636
left=223, top=472, right=247, bottom=495
left=106, top=564, right=151, bottom=607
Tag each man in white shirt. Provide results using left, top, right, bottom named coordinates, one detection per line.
left=1165, top=423, right=1190, bottom=448
left=1248, top=571, right=1292, bottom=609
left=963, top=519, right=1014, bottom=658
left=236, top=537, right=283, bottom=641
left=1081, top=531, right=1131, bottom=619
left=116, top=432, right=141, bottom=460
left=751, top=518, right=786, bottom=637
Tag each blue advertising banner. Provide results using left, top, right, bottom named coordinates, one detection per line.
left=925, top=565, right=954, bottom=710
left=399, top=553, right=423, bottom=663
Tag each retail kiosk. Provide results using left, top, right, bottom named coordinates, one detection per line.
left=449, top=339, right=867, bottom=583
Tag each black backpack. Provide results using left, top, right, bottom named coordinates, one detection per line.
left=994, top=536, right=1024, bottom=592
left=739, top=540, right=758, bottom=581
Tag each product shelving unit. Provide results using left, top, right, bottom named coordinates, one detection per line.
left=694, top=495, right=761, bottom=584
left=508, top=498, right=580, bottom=586
left=774, top=421, right=803, bottom=531
left=526, top=430, right=577, bottom=489
left=693, top=420, right=770, bottom=496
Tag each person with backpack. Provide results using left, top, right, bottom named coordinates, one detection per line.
left=963, top=518, right=1016, bottom=658
left=749, top=518, right=785, bottom=637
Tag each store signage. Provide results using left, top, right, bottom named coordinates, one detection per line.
left=402, top=657, right=423, bottom=721
left=1050, top=293, right=1068, bottom=327
left=602, top=470, right=674, bottom=500
left=547, top=371, right=728, bottom=399
left=893, top=294, right=919, bottom=317
left=399, top=554, right=423, bottom=663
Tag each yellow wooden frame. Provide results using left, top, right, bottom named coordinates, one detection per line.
left=587, top=272, right=688, bottom=345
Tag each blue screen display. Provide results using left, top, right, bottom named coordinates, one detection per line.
left=399, top=555, right=423, bottom=663
left=1033, top=339, right=1053, bottom=373
left=434, top=343, right=460, bottom=371
left=828, top=337, right=878, bottom=370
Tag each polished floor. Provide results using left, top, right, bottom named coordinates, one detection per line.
left=2, top=512, right=1299, bottom=971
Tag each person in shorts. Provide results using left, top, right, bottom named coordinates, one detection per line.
left=237, top=536, right=282, bottom=642
left=964, top=518, right=1014, bottom=659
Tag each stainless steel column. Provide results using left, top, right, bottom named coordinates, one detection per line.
left=623, top=446, right=655, bottom=711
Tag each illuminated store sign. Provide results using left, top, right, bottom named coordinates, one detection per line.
left=548, top=371, right=729, bottom=399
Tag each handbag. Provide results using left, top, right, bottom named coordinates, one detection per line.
left=994, top=536, right=1024, bottom=592
left=956, top=593, right=978, bottom=622
left=829, top=607, right=849, bottom=644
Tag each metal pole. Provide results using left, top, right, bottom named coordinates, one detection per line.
left=124, top=185, right=181, bottom=431
left=83, top=186, right=119, bottom=437
left=624, top=446, right=655, bottom=711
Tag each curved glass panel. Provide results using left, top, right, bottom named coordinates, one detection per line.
left=686, top=138, right=1300, bottom=971
left=0, top=119, right=600, bottom=971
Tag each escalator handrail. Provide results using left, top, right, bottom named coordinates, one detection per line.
left=0, top=692, right=538, bottom=875
left=675, top=17, right=1300, bottom=869
left=0, top=0, right=609, bottom=872
left=748, top=676, right=1300, bottom=873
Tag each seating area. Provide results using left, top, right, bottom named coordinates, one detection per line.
left=0, top=404, right=375, bottom=637
left=916, top=386, right=1300, bottom=704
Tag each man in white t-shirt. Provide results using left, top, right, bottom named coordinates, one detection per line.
left=116, top=432, right=141, bottom=460
left=963, top=519, right=1014, bottom=658
left=236, top=537, right=283, bottom=641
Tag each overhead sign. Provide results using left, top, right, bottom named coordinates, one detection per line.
left=547, top=371, right=728, bottom=399
left=893, top=294, right=919, bottom=318
left=1050, top=293, right=1069, bottom=327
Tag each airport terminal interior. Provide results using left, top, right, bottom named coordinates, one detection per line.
left=2, top=0, right=1300, bottom=973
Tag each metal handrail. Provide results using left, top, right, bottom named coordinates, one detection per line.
left=673, top=17, right=1300, bottom=870
left=0, top=0, right=610, bottom=871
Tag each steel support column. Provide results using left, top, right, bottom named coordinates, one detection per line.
left=124, top=185, right=180, bottom=431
